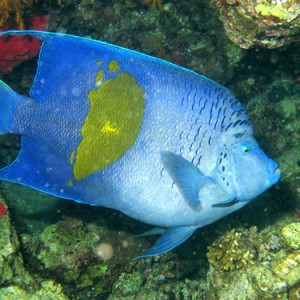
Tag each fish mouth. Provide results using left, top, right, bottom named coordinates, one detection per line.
left=270, top=165, right=281, bottom=185
left=267, top=160, right=281, bottom=186
left=274, top=167, right=280, bottom=174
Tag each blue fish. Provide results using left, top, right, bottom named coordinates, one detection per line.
left=0, top=31, right=280, bottom=258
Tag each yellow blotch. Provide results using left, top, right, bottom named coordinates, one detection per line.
left=108, top=60, right=121, bottom=72
left=101, top=121, right=119, bottom=135
left=68, top=179, right=73, bottom=187
left=70, top=151, right=75, bottom=165
left=73, top=72, right=144, bottom=181
left=96, top=60, right=103, bottom=66
left=95, top=70, right=104, bottom=87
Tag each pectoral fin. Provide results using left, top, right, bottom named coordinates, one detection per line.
left=136, top=226, right=197, bottom=258
left=160, top=151, right=236, bottom=211
left=161, top=151, right=210, bottom=211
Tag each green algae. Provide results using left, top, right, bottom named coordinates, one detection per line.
left=108, top=253, right=207, bottom=299
left=21, top=219, right=112, bottom=297
left=0, top=194, right=36, bottom=290
left=0, top=194, right=70, bottom=298
left=109, top=274, right=207, bottom=300
left=280, top=97, right=297, bottom=118
left=0, top=281, right=69, bottom=300
left=282, top=223, right=300, bottom=250
left=20, top=217, right=146, bottom=299
left=273, top=252, right=300, bottom=288
left=205, top=224, right=300, bottom=299
left=255, top=0, right=300, bottom=22
left=207, top=226, right=285, bottom=271
left=211, top=0, right=300, bottom=48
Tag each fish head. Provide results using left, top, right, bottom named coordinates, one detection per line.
left=215, top=135, right=281, bottom=202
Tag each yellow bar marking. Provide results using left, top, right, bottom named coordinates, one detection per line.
left=108, top=60, right=121, bottom=72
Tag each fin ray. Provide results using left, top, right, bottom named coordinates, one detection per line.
left=135, top=227, right=166, bottom=237
left=0, top=137, right=82, bottom=202
left=161, top=151, right=205, bottom=211
left=0, top=30, right=113, bottom=100
left=136, top=226, right=197, bottom=258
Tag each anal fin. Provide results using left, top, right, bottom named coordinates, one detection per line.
left=136, top=226, right=197, bottom=258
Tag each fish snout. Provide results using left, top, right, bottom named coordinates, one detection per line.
left=267, top=159, right=281, bottom=186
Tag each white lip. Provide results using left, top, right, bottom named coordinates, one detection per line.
left=269, top=167, right=281, bottom=185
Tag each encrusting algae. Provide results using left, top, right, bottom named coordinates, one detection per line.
left=281, top=223, right=300, bottom=250
left=211, top=0, right=300, bottom=48
left=206, top=223, right=300, bottom=299
left=207, top=227, right=256, bottom=271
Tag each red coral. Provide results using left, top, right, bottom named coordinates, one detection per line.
left=0, top=15, right=47, bottom=74
left=0, top=203, right=7, bottom=216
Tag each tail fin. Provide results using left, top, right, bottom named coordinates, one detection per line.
left=0, top=80, right=16, bottom=134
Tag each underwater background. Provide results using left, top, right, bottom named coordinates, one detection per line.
left=0, top=0, right=299, bottom=299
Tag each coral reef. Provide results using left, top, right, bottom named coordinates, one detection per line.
left=0, top=193, right=70, bottom=298
left=207, top=226, right=286, bottom=271
left=211, top=0, right=300, bottom=48
left=206, top=224, right=300, bottom=299
left=107, top=252, right=208, bottom=299
left=143, top=0, right=164, bottom=11
left=20, top=217, right=147, bottom=298
left=0, top=0, right=37, bottom=29
left=0, top=194, right=36, bottom=289
left=282, top=223, right=300, bottom=250
left=207, top=227, right=257, bottom=271
left=0, top=281, right=69, bottom=300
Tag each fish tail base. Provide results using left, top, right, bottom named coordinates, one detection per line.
left=0, top=80, right=17, bottom=134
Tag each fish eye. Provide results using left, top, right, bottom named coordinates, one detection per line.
left=241, top=143, right=252, bottom=154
